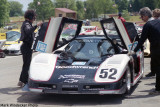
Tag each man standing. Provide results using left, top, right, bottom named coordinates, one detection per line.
left=118, top=13, right=126, bottom=22
left=134, top=7, right=160, bottom=94
left=18, top=10, right=42, bottom=87
left=139, top=7, right=154, bottom=22
left=138, top=7, right=154, bottom=77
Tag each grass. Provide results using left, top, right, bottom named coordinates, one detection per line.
left=128, top=16, right=141, bottom=22
left=0, top=15, right=143, bottom=33
left=90, top=15, right=144, bottom=28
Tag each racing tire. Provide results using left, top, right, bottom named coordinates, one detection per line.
left=125, top=66, right=131, bottom=95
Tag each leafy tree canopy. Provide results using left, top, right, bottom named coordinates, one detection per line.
left=28, top=0, right=54, bottom=22
left=9, top=1, right=23, bottom=17
left=0, top=0, right=10, bottom=27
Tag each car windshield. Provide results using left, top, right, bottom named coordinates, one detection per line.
left=6, top=31, right=20, bottom=41
left=64, top=39, right=115, bottom=59
left=62, top=29, right=76, bottom=35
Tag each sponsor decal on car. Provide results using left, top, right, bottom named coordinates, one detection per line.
left=98, top=68, right=117, bottom=80
left=64, top=79, right=79, bottom=83
left=62, top=85, right=78, bottom=88
left=36, top=41, right=47, bottom=53
left=56, top=66, right=98, bottom=69
left=58, top=75, right=85, bottom=79
left=72, top=62, right=86, bottom=65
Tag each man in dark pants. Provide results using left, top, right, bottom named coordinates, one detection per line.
left=18, top=10, right=42, bottom=87
left=137, top=7, right=154, bottom=77
left=134, top=8, right=160, bottom=94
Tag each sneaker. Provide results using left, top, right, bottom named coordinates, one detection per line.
left=149, top=90, right=160, bottom=95
left=145, top=72, right=155, bottom=77
left=17, top=81, right=25, bottom=87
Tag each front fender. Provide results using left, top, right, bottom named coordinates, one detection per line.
left=95, top=54, right=130, bottom=83
left=29, top=53, right=58, bottom=81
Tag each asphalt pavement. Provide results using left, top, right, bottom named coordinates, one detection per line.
left=0, top=55, right=160, bottom=107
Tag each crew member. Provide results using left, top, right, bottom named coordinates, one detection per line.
left=134, top=7, right=160, bottom=94
left=18, top=10, right=42, bottom=87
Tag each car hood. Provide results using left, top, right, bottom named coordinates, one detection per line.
left=51, top=57, right=103, bottom=83
left=53, top=65, right=99, bottom=83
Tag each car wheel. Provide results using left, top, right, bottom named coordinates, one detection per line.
left=1, top=52, right=6, bottom=58
left=125, top=66, right=131, bottom=94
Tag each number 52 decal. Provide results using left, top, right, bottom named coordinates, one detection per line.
left=99, top=68, right=117, bottom=80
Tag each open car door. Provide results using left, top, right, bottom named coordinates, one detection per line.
left=100, top=17, right=139, bottom=51
left=32, top=17, right=82, bottom=53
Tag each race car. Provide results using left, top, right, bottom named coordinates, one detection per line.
left=28, top=17, right=144, bottom=95
left=1, top=29, right=22, bottom=55
left=80, top=26, right=98, bottom=35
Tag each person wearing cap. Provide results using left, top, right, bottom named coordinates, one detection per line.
left=85, top=19, right=90, bottom=26
left=134, top=7, right=160, bottom=94
left=18, top=10, right=42, bottom=87
left=118, top=13, right=126, bottom=22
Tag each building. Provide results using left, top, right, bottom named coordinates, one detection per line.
left=55, top=8, right=77, bottom=19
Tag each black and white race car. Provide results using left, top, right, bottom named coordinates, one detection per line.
left=28, top=17, right=144, bottom=94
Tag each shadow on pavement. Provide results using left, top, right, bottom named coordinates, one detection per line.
left=17, top=93, right=125, bottom=106
left=126, top=88, right=160, bottom=99
left=0, top=87, right=21, bottom=95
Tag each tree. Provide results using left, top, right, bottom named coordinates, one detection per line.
left=9, top=1, right=23, bottom=17
left=144, top=0, right=156, bottom=10
left=76, top=1, right=85, bottom=20
left=122, top=10, right=130, bottom=20
left=132, top=0, right=143, bottom=12
left=85, top=0, right=117, bottom=19
left=117, top=0, right=128, bottom=12
left=0, top=0, right=10, bottom=27
left=54, top=0, right=77, bottom=11
left=28, top=0, right=54, bottom=22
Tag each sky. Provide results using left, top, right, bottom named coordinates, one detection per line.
left=8, top=0, right=86, bottom=11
